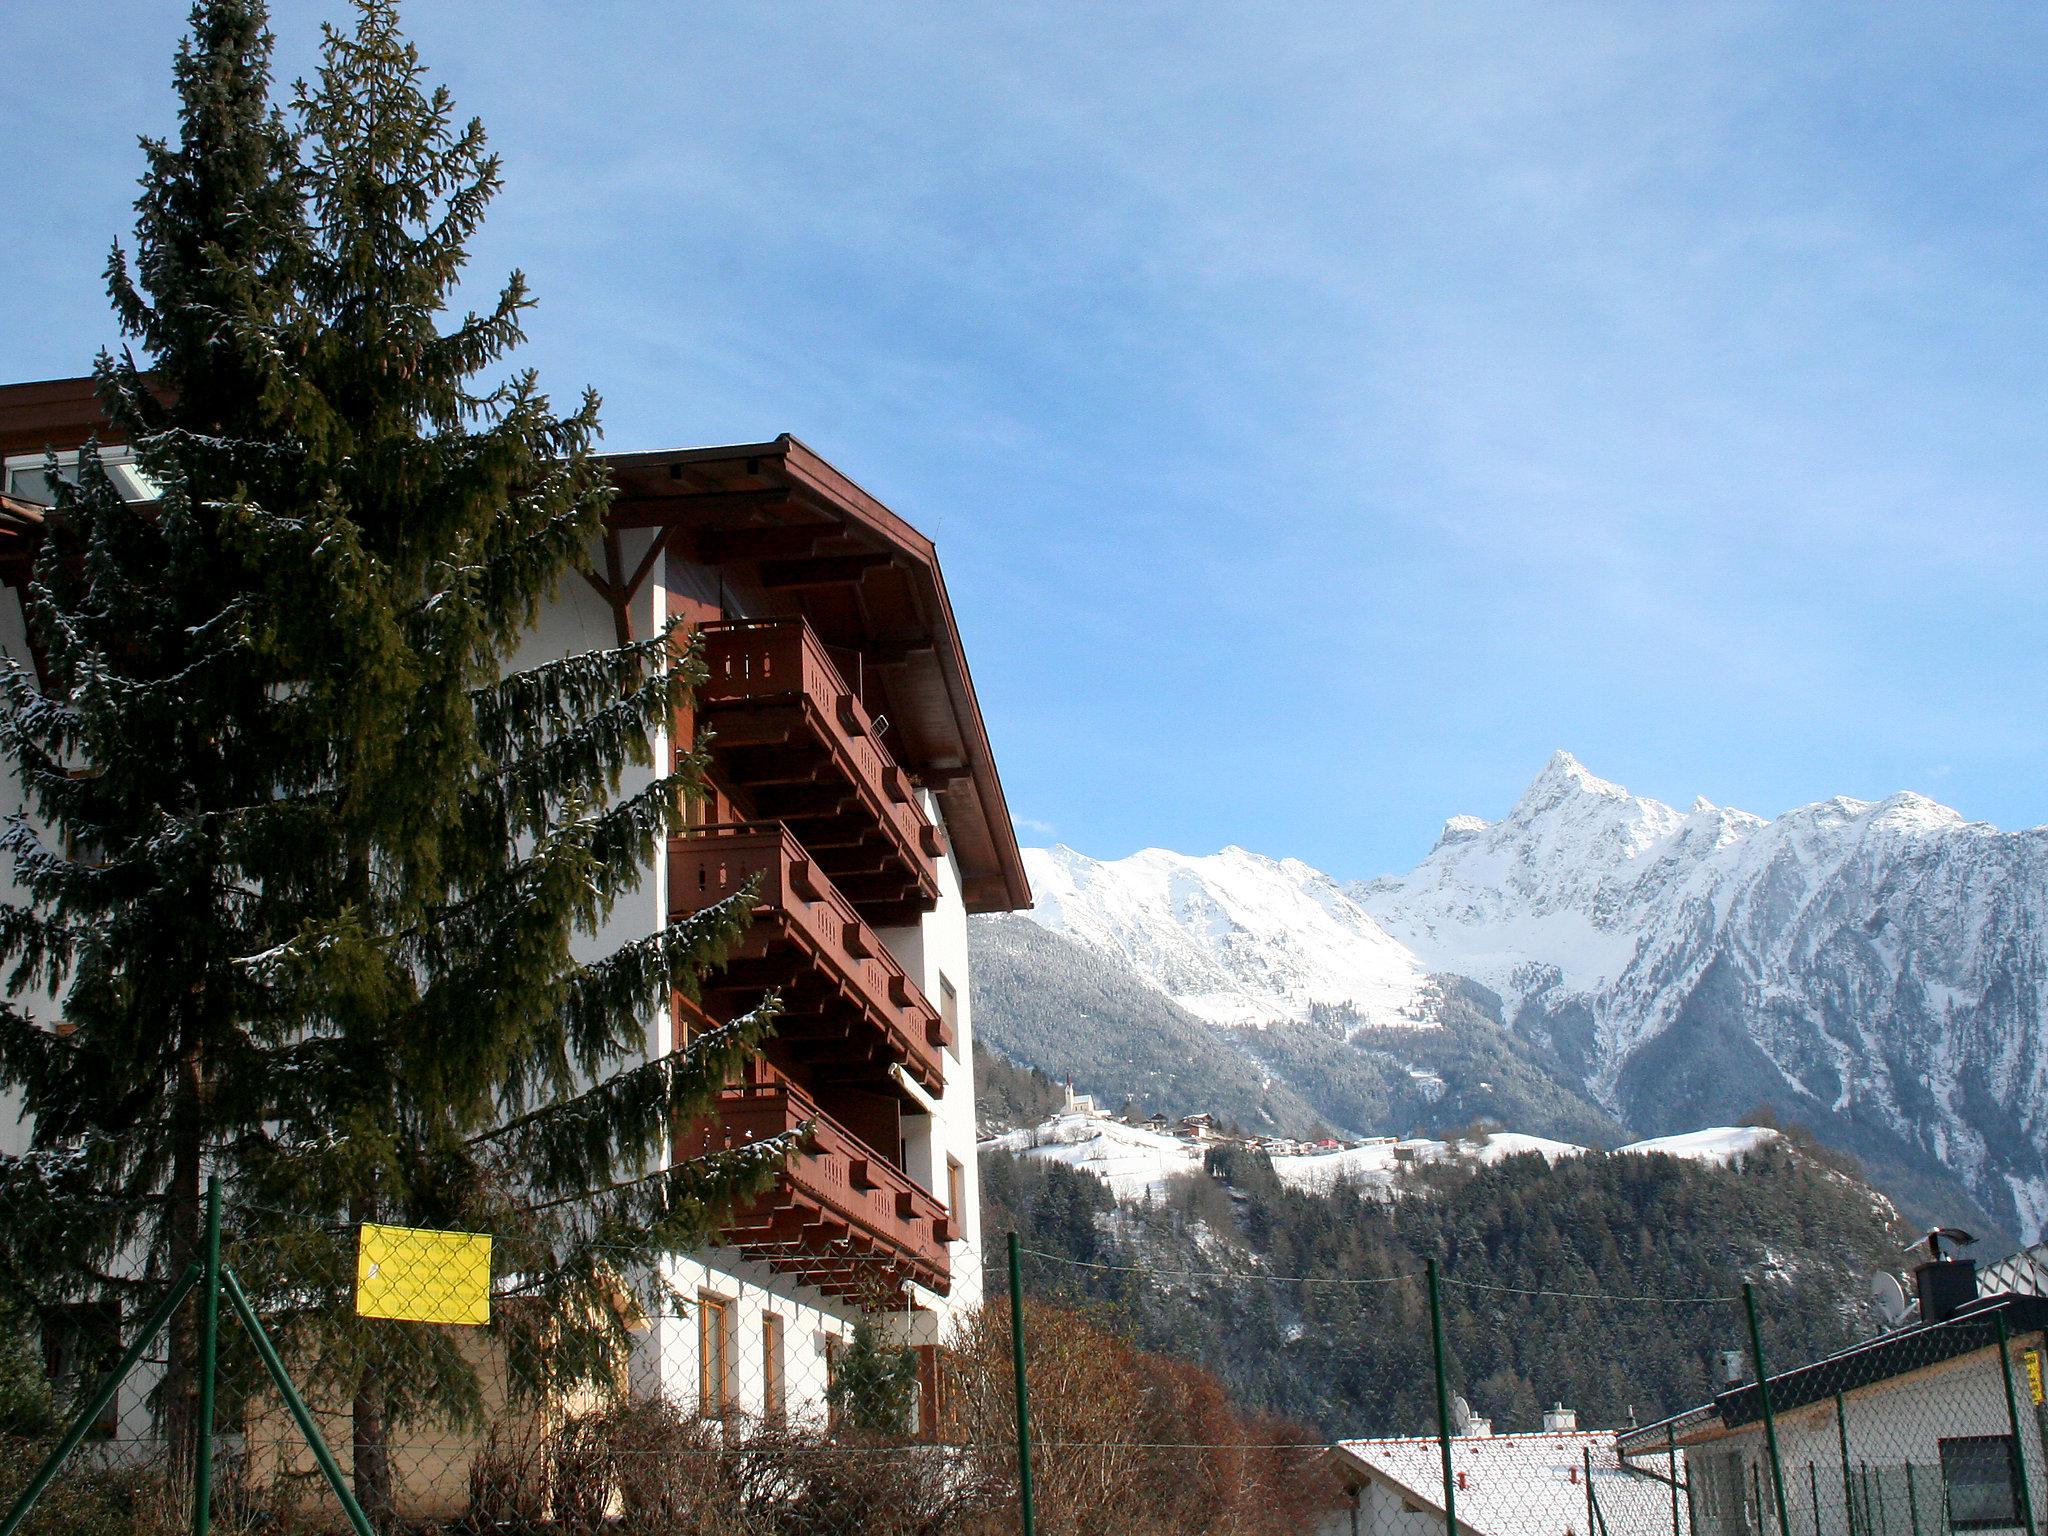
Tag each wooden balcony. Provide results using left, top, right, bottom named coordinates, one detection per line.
left=670, top=823, right=948, bottom=1095
left=676, top=1078, right=952, bottom=1299
left=692, top=619, right=942, bottom=923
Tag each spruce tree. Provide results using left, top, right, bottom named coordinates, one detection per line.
left=0, top=1, right=786, bottom=1522
left=827, top=1315, right=922, bottom=1438
left=0, top=0, right=313, bottom=1466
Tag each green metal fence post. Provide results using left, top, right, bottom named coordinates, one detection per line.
left=220, top=1268, right=375, bottom=1536
left=1428, top=1259, right=1459, bottom=1536
left=1904, top=1463, right=1920, bottom=1536
left=1808, top=1463, right=1820, bottom=1536
left=1836, top=1392, right=1857, bottom=1536
left=1670, top=1423, right=1684, bottom=1536
left=1744, top=1281, right=1794, bottom=1536
left=0, top=1264, right=201, bottom=1536
left=1007, top=1232, right=1037, bottom=1536
left=191, top=1175, right=222, bottom=1536
left=1997, top=1315, right=2040, bottom=1536
left=1585, top=1446, right=1603, bottom=1536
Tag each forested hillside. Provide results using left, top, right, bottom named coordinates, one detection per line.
left=982, top=1136, right=1905, bottom=1440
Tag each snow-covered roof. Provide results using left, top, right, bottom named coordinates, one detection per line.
left=1331, top=1431, right=1680, bottom=1536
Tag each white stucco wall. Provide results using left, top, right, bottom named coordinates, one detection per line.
left=0, top=585, right=44, bottom=1157
left=878, top=788, right=986, bottom=1335
left=512, top=533, right=672, bottom=1060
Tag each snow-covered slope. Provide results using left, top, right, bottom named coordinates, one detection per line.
left=1023, top=844, right=1431, bottom=1029
left=1014, top=753, right=2048, bottom=1239
left=985, top=1111, right=1779, bottom=1205
left=1616, top=1127, right=1778, bottom=1167
left=981, top=1112, right=1204, bottom=1200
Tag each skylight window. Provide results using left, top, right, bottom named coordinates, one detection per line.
left=2, top=449, right=160, bottom=507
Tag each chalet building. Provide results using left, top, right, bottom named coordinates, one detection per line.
left=0, top=376, right=1031, bottom=1436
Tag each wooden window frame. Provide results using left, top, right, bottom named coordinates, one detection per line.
left=761, top=1313, right=785, bottom=1423
left=697, top=1292, right=733, bottom=1419
left=939, top=973, right=959, bottom=1058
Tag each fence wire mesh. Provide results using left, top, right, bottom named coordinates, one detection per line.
left=0, top=1186, right=2043, bottom=1536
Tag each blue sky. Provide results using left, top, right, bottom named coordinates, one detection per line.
left=7, top=2, right=2048, bottom=880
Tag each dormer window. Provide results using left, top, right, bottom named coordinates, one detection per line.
left=3, top=448, right=160, bottom=507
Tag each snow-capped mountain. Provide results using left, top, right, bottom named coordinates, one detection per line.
left=1023, top=844, right=1431, bottom=1029
left=1010, top=753, right=2048, bottom=1240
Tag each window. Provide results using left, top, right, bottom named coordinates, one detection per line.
left=938, top=974, right=959, bottom=1058
left=946, top=1156, right=966, bottom=1222
left=697, top=1293, right=732, bottom=1418
left=41, top=1302, right=121, bottom=1440
left=1941, top=1436, right=2023, bottom=1530
left=761, top=1314, right=785, bottom=1422
left=60, top=769, right=108, bottom=869
left=822, top=1331, right=843, bottom=1433
left=3, top=449, right=159, bottom=507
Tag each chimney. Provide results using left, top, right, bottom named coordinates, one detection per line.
left=1543, top=1403, right=1577, bottom=1433
left=1914, top=1257, right=1977, bottom=1325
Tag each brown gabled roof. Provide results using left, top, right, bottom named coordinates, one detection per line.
left=603, top=435, right=1029, bottom=915
left=0, top=377, right=1031, bottom=914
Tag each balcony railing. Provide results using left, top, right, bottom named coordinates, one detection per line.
left=675, top=1077, right=952, bottom=1299
left=692, top=619, right=941, bottom=921
left=670, top=823, right=948, bottom=1095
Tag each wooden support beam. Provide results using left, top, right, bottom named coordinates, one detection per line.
left=757, top=551, right=894, bottom=589
left=607, top=487, right=799, bottom=528
left=694, top=523, right=844, bottom=563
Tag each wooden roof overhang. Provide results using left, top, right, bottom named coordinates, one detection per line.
left=0, top=379, right=1030, bottom=916
left=604, top=436, right=1029, bottom=917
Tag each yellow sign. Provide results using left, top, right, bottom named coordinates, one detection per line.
left=2025, top=1349, right=2044, bottom=1408
left=355, top=1222, right=492, bottom=1325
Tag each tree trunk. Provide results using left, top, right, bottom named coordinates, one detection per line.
left=353, top=1368, right=396, bottom=1533
left=162, top=1044, right=203, bottom=1475
left=350, top=1189, right=396, bottom=1531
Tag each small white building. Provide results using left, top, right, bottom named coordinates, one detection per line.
left=1321, top=1418, right=1686, bottom=1536
left=1621, top=1281, right=2048, bottom=1536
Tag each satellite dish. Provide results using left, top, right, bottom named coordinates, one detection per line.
left=1871, top=1271, right=1911, bottom=1328
left=1451, top=1395, right=1474, bottom=1435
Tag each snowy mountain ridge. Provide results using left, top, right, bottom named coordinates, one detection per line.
left=1016, top=752, right=2048, bottom=1240
left=1023, top=842, right=1433, bottom=1030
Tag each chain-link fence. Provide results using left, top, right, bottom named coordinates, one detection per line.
left=1, top=1186, right=2043, bottom=1536
left=0, top=1182, right=1028, bottom=1535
